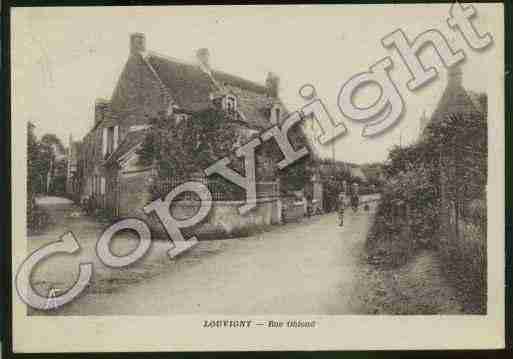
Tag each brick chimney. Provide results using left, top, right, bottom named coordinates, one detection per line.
left=94, top=99, right=110, bottom=126
left=196, top=48, right=211, bottom=75
left=265, top=72, right=280, bottom=98
left=130, top=33, right=146, bottom=56
left=447, top=65, right=463, bottom=88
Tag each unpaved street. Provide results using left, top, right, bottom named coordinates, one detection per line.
left=30, top=197, right=378, bottom=315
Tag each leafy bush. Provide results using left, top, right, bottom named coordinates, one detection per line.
left=367, top=107, right=488, bottom=312
left=139, top=108, right=314, bottom=196
left=27, top=203, right=50, bottom=233
left=365, top=202, right=414, bottom=268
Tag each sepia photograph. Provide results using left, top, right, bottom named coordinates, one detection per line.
left=10, top=3, right=505, bottom=352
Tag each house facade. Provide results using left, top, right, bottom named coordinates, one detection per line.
left=74, top=33, right=291, bottom=219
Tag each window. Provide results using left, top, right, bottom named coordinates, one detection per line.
left=100, top=177, right=106, bottom=195
left=102, top=125, right=119, bottom=158
left=213, top=97, right=223, bottom=108
left=224, top=95, right=237, bottom=113
left=92, top=176, right=96, bottom=196
left=107, top=127, right=115, bottom=154
left=270, top=105, right=281, bottom=125
left=175, top=114, right=188, bottom=124
left=95, top=176, right=100, bottom=195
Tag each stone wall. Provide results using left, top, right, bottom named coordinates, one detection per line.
left=167, top=198, right=282, bottom=239
left=281, top=196, right=307, bottom=223
left=115, top=171, right=283, bottom=240
left=118, top=170, right=154, bottom=218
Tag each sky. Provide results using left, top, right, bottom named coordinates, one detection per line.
left=11, top=4, right=502, bottom=163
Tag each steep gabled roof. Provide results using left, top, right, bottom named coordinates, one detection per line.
left=213, top=69, right=268, bottom=95
left=146, top=51, right=275, bottom=129
left=100, top=49, right=287, bottom=168
left=146, top=53, right=218, bottom=113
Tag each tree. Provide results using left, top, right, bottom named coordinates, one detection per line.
left=40, top=133, right=65, bottom=154
left=27, top=123, right=55, bottom=229
left=377, top=109, right=487, bottom=245
left=39, top=133, right=67, bottom=193
left=27, top=123, right=51, bottom=194
left=425, top=112, right=487, bottom=201
left=138, top=109, right=241, bottom=179
left=27, top=122, right=39, bottom=214
left=138, top=108, right=316, bottom=199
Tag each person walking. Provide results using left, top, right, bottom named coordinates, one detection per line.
left=337, top=191, right=345, bottom=227
left=350, top=182, right=360, bottom=212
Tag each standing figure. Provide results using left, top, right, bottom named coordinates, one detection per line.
left=350, top=182, right=360, bottom=212
left=337, top=192, right=345, bottom=227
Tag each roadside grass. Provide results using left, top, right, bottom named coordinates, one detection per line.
left=437, top=222, right=487, bottom=314
left=354, top=249, right=463, bottom=315
left=364, top=203, right=418, bottom=269
left=363, top=202, right=486, bottom=314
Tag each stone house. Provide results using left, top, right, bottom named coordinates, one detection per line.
left=348, top=165, right=367, bottom=184
left=76, top=33, right=290, bottom=221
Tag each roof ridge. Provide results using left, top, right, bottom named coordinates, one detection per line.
left=141, top=53, right=175, bottom=105
left=213, top=68, right=267, bottom=88
left=147, top=50, right=199, bottom=68
left=149, top=50, right=223, bottom=89
left=148, top=50, right=268, bottom=93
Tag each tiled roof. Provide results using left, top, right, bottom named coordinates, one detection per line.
left=146, top=52, right=275, bottom=129
left=101, top=51, right=281, bottom=166
left=147, top=53, right=218, bottom=112
left=213, top=70, right=268, bottom=95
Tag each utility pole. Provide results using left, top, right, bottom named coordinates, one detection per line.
left=47, top=156, right=53, bottom=193
left=331, top=121, right=335, bottom=162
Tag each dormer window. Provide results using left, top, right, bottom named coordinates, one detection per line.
left=223, top=95, right=237, bottom=113
left=102, top=125, right=119, bottom=159
left=270, top=104, right=281, bottom=125
left=175, top=113, right=188, bottom=124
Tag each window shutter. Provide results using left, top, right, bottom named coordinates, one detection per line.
left=113, top=126, right=119, bottom=150
left=102, top=128, right=108, bottom=157
left=101, top=177, right=106, bottom=195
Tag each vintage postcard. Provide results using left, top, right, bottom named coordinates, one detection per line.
left=10, top=3, right=505, bottom=352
